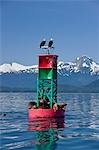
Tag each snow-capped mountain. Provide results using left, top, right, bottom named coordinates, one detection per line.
left=57, top=55, right=99, bottom=76
left=0, top=62, right=38, bottom=74
left=0, top=56, right=99, bottom=75
left=0, top=56, right=99, bottom=92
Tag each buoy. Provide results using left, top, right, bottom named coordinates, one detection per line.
left=28, top=39, right=66, bottom=118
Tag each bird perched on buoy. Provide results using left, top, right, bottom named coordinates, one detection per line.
left=48, top=38, right=54, bottom=48
left=40, top=39, right=46, bottom=48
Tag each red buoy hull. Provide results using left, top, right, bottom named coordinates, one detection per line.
left=28, top=108, right=65, bottom=118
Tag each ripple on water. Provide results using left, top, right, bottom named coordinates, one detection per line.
left=0, top=93, right=99, bottom=150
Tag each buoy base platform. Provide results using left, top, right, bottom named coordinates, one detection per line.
left=28, top=108, right=65, bottom=118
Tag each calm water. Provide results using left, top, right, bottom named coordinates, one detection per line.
left=0, top=92, right=99, bottom=150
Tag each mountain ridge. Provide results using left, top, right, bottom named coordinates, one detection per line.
left=0, top=56, right=99, bottom=92
left=0, top=55, right=99, bottom=75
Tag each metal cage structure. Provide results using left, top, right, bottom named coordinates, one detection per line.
left=37, top=54, right=58, bottom=108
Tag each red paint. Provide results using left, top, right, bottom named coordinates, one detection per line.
left=39, top=54, right=58, bottom=68
left=28, top=108, right=64, bottom=118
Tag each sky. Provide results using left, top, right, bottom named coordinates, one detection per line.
left=0, top=0, right=99, bottom=65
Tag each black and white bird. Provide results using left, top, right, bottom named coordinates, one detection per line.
left=48, top=38, right=53, bottom=48
left=40, top=39, right=46, bottom=48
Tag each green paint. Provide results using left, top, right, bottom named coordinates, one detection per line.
left=39, top=68, right=57, bottom=79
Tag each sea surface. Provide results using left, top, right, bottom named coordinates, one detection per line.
left=0, top=92, right=99, bottom=150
